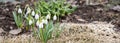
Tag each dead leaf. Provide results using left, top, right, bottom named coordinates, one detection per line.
left=9, top=29, right=22, bottom=35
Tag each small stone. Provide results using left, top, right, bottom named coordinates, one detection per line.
left=0, top=17, right=5, bottom=20
left=96, top=8, right=103, bottom=11
left=0, top=28, right=4, bottom=33
left=9, top=29, right=22, bottom=35
left=77, top=19, right=86, bottom=22
left=112, top=5, right=120, bottom=11
left=10, top=26, right=13, bottom=30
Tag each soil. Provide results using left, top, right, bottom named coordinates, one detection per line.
left=61, top=5, right=120, bottom=30
left=0, top=2, right=16, bottom=35
left=0, top=0, right=120, bottom=35
left=0, top=1, right=34, bottom=36
left=61, top=5, right=120, bottom=25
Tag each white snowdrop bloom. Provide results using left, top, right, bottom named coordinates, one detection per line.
left=18, top=8, right=22, bottom=13
left=36, top=20, right=39, bottom=26
left=36, top=20, right=44, bottom=28
left=46, top=14, right=50, bottom=19
left=31, top=11, right=35, bottom=16
left=42, top=19, right=48, bottom=24
left=26, top=7, right=31, bottom=14
left=53, top=15, right=57, bottom=20
left=29, top=19, right=33, bottom=25
left=38, top=22, right=44, bottom=28
left=35, top=14, right=39, bottom=19
left=44, top=19, right=48, bottom=24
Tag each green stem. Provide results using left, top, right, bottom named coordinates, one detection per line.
left=40, top=28, right=45, bottom=43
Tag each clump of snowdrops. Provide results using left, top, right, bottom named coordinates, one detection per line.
left=13, top=0, right=76, bottom=43
left=13, top=5, right=24, bottom=29
left=13, top=5, right=57, bottom=43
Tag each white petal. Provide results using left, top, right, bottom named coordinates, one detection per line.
left=44, top=19, right=48, bottom=24
left=36, top=20, right=39, bottom=26
left=35, top=14, right=39, bottom=19
left=46, top=14, right=50, bottom=19
left=26, top=7, right=31, bottom=14
left=32, top=11, right=35, bottom=16
left=39, top=22, right=44, bottom=28
left=42, top=19, right=48, bottom=24
left=42, top=19, right=45, bottom=23
left=29, top=20, right=33, bottom=25
left=18, top=8, right=22, bottom=13
left=53, top=15, right=57, bottom=20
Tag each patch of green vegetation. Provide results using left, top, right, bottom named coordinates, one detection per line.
left=12, top=0, right=77, bottom=43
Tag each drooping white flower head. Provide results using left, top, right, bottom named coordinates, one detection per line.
left=38, top=22, right=43, bottom=28
left=35, top=14, right=39, bottom=19
left=36, top=20, right=39, bottom=26
left=29, top=19, right=33, bottom=25
left=42, top=19, right=48, bottom=24
left=18, top=8, right=22, bottom=13
left=31, top=10, right=35, bottom=16
left=26, top=7, right=31, bottom=14
left=53, top=15, right=57, bottom=20
left=44, top=19, right=48, bottom=24
left=36, top=20, right=44, bottom=28
left=46, top=14, right=50, bottom=19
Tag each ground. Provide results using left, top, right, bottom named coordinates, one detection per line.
left=0, top=0, right=120, bottom=43
left=0, top=22, right=120, bottom=43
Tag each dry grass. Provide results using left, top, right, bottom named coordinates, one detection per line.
left=0, top=34, right=40, bottom=43
left=0, top=22, right=120, bottom=43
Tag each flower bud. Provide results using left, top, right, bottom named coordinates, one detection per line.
left=18, top=8, right=22, bottom=13
left=29, top=20, right=33, bottom=25
left=26, top=7, right=31, bottom=14
left=42, top=19, right=48, bottom=24
left=44, top=19, right=48, bottom=24
left=36, top=20, right=39, bottom=26
left=35, top=14, right=39, bottom=19
left=53, top=15, right=57, bottom=20
left=46, top=14, right=50, bottom=19
left=36, top=20, right=44, bottom=28
left=32, top=11, right=35, bottom=16
left=39, top=22, right=43, bottom=28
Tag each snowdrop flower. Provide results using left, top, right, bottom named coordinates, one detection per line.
left=44, top=19, right=48, bottom=24
left=35, top=14, right=39, bottom=19
left=31, top=11, right=35, bottom=16
left=53, top=15, right=57, bottom=20
left=26, top=7, right=31, bottom=14
left=36, top=20, right=39, bottom=26
left=36, top=20, right=43, bottom=28
left=46, top=14, right=50, bottom=19
left=42, top=19, right=48, bottom=24
left=29, top=19, right=33, bottom=25
left=18, top=8, right=22, bottom=13
left=38, top=22, right=43, bottom=28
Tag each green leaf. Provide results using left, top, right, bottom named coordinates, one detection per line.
left=13, top=12, right=19, bottom=27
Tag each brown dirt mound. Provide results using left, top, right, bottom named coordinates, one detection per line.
left=0, top=0, right=120, bottom=36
